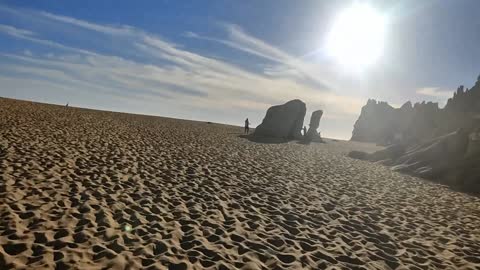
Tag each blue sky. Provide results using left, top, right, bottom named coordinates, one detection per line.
left=1, top=0, right=480, bottom=139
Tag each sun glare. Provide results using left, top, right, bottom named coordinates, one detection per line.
left=326, top=3, right=386, bottom=71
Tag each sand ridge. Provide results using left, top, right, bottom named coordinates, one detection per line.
left=1, top=98, right=480, bottom=269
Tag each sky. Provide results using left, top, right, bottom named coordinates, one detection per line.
left=1, top=0, right=480, bottom=139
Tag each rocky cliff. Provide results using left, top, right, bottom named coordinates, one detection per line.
left=349, top=74, right=480, bottom=193
left=352, top=76, right=480, bottom=145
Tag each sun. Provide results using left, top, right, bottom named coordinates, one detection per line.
left=326, top=3, right=386, bottom=71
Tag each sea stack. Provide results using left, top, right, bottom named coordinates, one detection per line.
left=254, top=99, right=306, bottom=139
left=305, top=110, right=323, bottom=142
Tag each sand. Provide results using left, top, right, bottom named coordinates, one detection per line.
left=1, top=97, right=480, bottom=270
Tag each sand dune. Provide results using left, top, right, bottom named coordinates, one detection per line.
left=1, top=97, right=480, bottom=269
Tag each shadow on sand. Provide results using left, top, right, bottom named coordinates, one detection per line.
left=297, top=140, right=311, bottom=145
left=239, top=134, right=327, bottom=145
left=238, top=134, right=292, bottom=144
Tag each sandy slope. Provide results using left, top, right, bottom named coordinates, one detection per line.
left=1, top=97, right=480, bottom=270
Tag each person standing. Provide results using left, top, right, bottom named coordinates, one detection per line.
left=244, top=118, right=250, bottom=134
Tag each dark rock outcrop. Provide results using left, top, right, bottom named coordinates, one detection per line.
left=254, top=99, right=306, bottom=139
left=350, top=129, right=480, bottom=192
left=349, top=74, right=480, bottom=193
left=352, top=75, right=480, bottom=145
left=466, top=128, right=480, bottom=157
left=305, top=110, right=323, bottom=142
left=351, top=100, right=441, bottom=145
left=351, top=99, right=397, bottom=144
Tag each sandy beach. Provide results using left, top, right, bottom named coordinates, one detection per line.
left=1, top=97, right=480, bottom=270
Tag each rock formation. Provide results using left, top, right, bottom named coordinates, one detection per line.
left=349, top=74, right=480, bottom=193
left=351, top=100, right=396, bottom=144
left=351, top=100, right=441, bottom=145
left=352, top=75, right=480, bottom=146
left=304, top=110, right=323, bottom=142
left=254, top=99, right=306, bottom=139
left=349, top=129, right=480, bottom=192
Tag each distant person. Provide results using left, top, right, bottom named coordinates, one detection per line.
left=66, top=102, right=69, bottom=108
left=303, top=126, right=307, bottom=137
left=244, top=118, right=250, bottom=134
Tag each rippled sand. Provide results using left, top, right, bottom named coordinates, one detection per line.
left=1, top=98, right=480, bottom=270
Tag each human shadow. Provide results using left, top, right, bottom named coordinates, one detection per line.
left=239, top=134, right=327, bottom=145
left=238, top=134, right=292, bottom=144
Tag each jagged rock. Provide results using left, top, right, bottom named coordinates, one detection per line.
left=400, top=101, right=413, bottom=110
left=350, top=99, right=397, bottom=144
left=350, top=128, right=478, bottom=191
left=366, top=143, right=407, bottom=162
left=305, top=110, right=323, bottom=142
left=254, top=99, right=306, bottom=139
left=350, top=128, right=469, bottom=172
left=349, top=74, right=480, bottom=193
left=351, top=99, right=445, bottom=145
left=404, top=101, right=441, bottom=144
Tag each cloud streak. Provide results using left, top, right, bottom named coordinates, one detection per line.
left=0, top=24, right=34, bottom=38
left=41, top=12, right=137, bottom=36
left=0, top=23, right=97, bottom=56
left=416, top=87, right=453, bottom=98
left=185, top=23, right=339, bottom=89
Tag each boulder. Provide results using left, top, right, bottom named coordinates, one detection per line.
left=305, top=110, right=323, bottom=142
left=367, top=143, right=407, bottom=162
left=254, top=99, right=306, bottom=139
left=349, top=129, right=472, bottom=190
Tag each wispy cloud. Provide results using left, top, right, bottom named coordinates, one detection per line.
left=0, top=24, right=34, bottom=38
left=41, top=11, right=138, bottom=36
left=0, top=6, right=368, bottom=138
left=0, top=23, right=97, bottom=56
left=416, top=87, right=453, bottom=98
left=184, top=23, right=338, bottom=89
